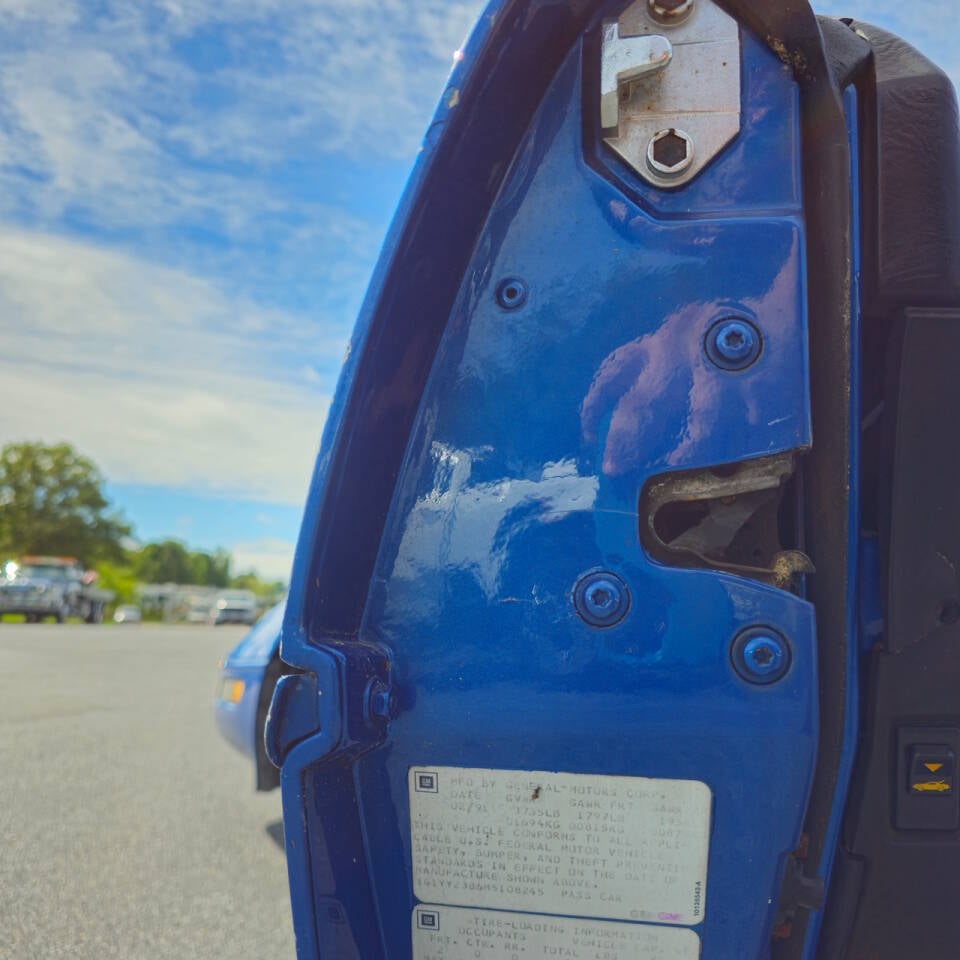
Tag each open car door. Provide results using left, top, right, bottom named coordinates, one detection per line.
left=265, top=2, right=960, bottom=958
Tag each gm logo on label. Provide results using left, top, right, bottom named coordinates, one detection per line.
left=414, top=770, right=439, bottom=793
left=416, top=910, right=440, bottom=931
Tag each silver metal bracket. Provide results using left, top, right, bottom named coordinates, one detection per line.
left=600, top=0, right=741, bottom=189
left=600, top=27, right=673, bottom=132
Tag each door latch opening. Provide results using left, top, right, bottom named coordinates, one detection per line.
left=640, top=452, right=813, bottom=590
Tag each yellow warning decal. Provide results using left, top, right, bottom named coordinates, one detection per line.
left=912, top=780, right=951, bottom=793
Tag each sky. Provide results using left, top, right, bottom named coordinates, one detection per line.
left=0, top=1, right=956, bottom=582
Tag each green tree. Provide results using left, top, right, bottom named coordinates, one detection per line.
left=188, top=548, right=231, bottom=588
left=0, top=442, right=131, bottom=564
left=134, top=540, right=194, bottom=584
left=134, top=540, right=233, bottom=587
left=230, top=571, right=286, bottom=601
left=95, top=561, right=139, bottom=606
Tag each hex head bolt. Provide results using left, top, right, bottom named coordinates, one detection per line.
left=648, top=0, right=695, bottom=26
left=365, top=680, right=399, bottom=725
left=647, top=128, right=694, bottom=177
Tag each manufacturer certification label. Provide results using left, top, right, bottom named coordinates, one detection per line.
left=411, top=905, right=701, bottom=960
left=409, top=767, right=710, bottom=925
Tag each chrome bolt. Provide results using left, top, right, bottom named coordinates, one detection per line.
left=648, top=0, right=695, bottom=26
left=647, top=128, right=694, bottom=177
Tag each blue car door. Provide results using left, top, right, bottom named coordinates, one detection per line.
left=265, top=1, right=960, bottom=958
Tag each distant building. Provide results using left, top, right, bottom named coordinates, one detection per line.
left=137, top=584, right=261, bottom=624
left=138, top=583, right=219, bottom=622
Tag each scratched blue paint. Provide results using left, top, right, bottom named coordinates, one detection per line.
left=274, top=3, right=822, bottom=959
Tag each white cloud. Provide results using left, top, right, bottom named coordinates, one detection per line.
left=0, top=1, right=950, bottom=270
left=0, top=0, right=80, bottom=25
left=0, top=226, right=334, bottom=504
left=230, top=536, right=296, bottom=582
left=0, top=0, right=487, bottom=526
left=0, top=0, right=484, bottom=236
left=0, top=0, right=953, bottom=538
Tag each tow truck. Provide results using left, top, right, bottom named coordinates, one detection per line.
left=0, top=556, right=115, bottom=624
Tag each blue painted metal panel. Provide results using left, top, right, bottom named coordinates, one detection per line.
left=273, top=4, right=828, bottom=959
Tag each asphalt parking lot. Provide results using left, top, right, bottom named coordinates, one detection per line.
left=0, top=624, right=296, bottom=960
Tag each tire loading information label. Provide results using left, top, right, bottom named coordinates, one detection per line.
left=408, top=767, right=711, bottom=927
left=411, top=906, right=701, bottom=960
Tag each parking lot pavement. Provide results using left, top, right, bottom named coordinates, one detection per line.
left=0, top=624, right=296, bottom=960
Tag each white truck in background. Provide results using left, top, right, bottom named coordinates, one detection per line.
left=0, top=556, right=115, bottom=623
left=209, top=589, right=257, bottom=626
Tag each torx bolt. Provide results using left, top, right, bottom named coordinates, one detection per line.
left=732, top=629, right=791, bottom=684
left=574, top=571, right=630, bottom=628
left=705, top=318, right=763, bottom=371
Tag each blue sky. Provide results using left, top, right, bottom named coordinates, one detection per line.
left=0, top=1, right=956, bottom=580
